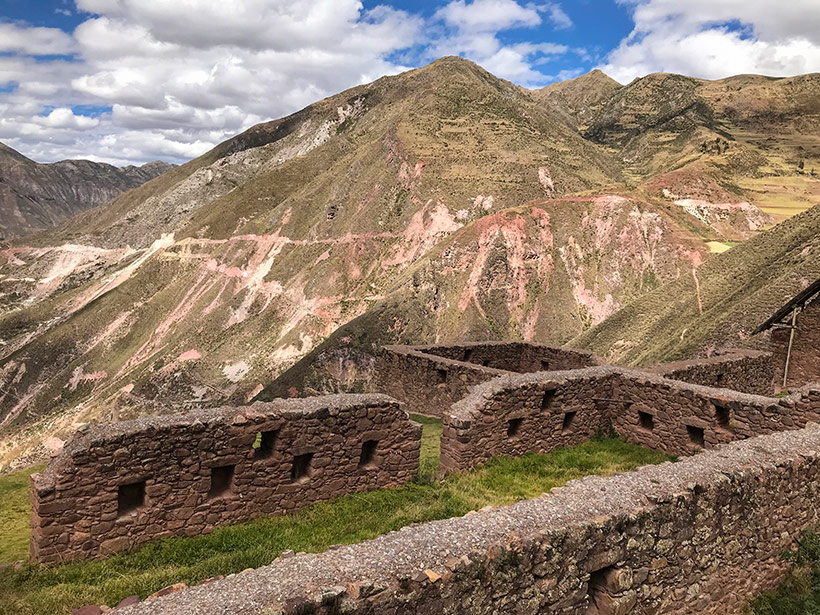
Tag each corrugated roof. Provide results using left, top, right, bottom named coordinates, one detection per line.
left=753, top=277, right=820, bottom=334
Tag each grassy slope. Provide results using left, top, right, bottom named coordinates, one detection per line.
left=0, top=422, right=668, bottom=615
left=574, top=203, right=820, bottom=366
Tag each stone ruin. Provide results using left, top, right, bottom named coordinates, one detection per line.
left=28, top=340, right=820, bottom=614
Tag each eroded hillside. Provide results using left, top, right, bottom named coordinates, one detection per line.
left=0, top=57, right=815, bottom=466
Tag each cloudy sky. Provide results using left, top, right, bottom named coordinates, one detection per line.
left=2, top=0, right=819, bottom=166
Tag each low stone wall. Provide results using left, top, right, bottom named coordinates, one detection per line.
left=375, top=345, right=508, bottom=417
left=30, top=394, right=421, bottom=565
left=418, top=342, right=600, bottom=373
left=645, top=348, right=774, bottom=395
left=376, top=343, right=599, bottom=417
left=440, top=366, right=820, bottom=474
left=121, top=425, right=820, bottom=615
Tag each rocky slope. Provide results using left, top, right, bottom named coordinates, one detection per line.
left=0, top=57, right=815, bottom=466
left=0, top=142, right=174, bottom=239
left=574, top=203, right=820, bottom=366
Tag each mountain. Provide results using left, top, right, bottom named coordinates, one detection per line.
left=0, top=142, right=174, bottom=239
left=532, top=69, right=622, bottom=130
left=0, top=57, right=816, bottom=466
left=573, top=202, right=820, bottom=366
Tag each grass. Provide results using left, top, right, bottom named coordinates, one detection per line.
left=0, top=464, right=45, bottom=563
left=0, top=417, right=670, bottom=615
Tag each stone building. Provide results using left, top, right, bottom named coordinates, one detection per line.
left=754, top=277, right=820, bottom=390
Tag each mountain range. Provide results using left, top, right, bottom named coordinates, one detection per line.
left=1, top=56, right=818, bottom=467
left=0, top=142, right=174, bottom=240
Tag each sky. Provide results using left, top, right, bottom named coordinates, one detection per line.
left=1, top=0, right=819, bottom=166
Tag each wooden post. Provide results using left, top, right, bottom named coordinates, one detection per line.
left=783, top=307, right=798, bottom=390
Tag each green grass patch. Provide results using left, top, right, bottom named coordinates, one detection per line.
left=0, top=422, right=669, bottom=615
left=0, top=464, right=45, bottom=564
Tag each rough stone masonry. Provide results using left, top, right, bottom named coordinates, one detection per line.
left=119, top=424, right=820, bottom=615
left=30, top=394, right=421, bottom=565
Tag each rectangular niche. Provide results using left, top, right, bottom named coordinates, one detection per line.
left=208, top=465, right=235, bottom=499
left=686, top=425, right=705, bottom=447
left=117, top=480, right=146, bottom=517
left=540, top=360, right=550, bottom=371
left=562, top=411, right=577, bottom=433
left=507, top=417, right=523, bottom=438
left=638, top=411, right=655, bottom=431
left=358, top=440, right=378, bottom=469
left=714, top=402, right=731, bottom=429
left=463, top=349, right=474, bottom=362
left=253, top=429, right=279, bottom=459
left=435, top=368, right=448, bottom=384
left=541, top=389, right=556, bottom=413
left=291, top=453, right=314, bottom=482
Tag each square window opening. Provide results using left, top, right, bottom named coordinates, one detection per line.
left=253, top=429, right=279, bottom=458
left=540, top=359, right=550, bottom=371
left=562, top=411, right=576, bottom=433
left=541, top=389, right=556, bottom=412
left=435, top=368, right=447, bottom=384
left=714, top=403, right=731, bottom=428
left=507, top=417, right=523, bottom=437
left=208, top=465, right=235, bottom=499
left=117, top=481, right=145, bottom=517
left=291, top=453, right=314, bottom=482
left=638, top=411, right=655, bottom=431
left=686, top=425, right=705, bottom=447
left=359, top=440, right=379, bottom=468
left=463, top=349, right=474, bottom=362
left=587, top=565, right=619, bottom=613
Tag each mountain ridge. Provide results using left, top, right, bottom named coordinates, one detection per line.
left=0, top=56, right=818, bottom=467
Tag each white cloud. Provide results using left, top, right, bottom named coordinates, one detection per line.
left=0, top=22, right=76, bottom=55
left=602, top=0, right=820, bottom=82
left=0, top=0, right=575, bottom=165
left=435, top=0, right=543, bottom=32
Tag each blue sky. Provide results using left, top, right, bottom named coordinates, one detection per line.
left=1, top=0, right=819, bottom=165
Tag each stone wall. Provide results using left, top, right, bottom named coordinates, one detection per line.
left=375, top=345, right=509, bottom=417
left=30, top=394, right=421, bottom=565
left=376, top=343, right=599, bottom=418
left=418, top=342, right=600, bottom=373
left=645, top=349, right=774, bottom=395
left=772, top=298, right=820, bottom=389
left=440, top=366, right=820, bottom=474
left=121, top=425, right=820, bottom=615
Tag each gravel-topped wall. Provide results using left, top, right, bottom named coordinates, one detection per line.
left=441, top=366, right=820, bottom=474
left=376, top=343, right=599, bottom=418
left=30, top=394, right=421, bottom=565
left=119, top=424, right=820, bottom=615
left=645, top=349, right=774, bottom=395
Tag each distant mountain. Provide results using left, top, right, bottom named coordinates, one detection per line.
left=0, top=142, right=174, bottom=239
left=0, top=57, right=818, bottom=466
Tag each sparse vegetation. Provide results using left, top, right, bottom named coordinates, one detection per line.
left=0, top=421, right=668, bottom=615
left=751, top=529, right=820, bottom=615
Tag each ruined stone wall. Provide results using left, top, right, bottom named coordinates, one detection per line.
left=645, top=349, right=774, bottom=395
left=440, top=367, right=820, bottom=474
left=772, top=298, right=820, bottom=389
left=375, top=343, right=599, bottom=418
left=30, top=394, right=421, bottom=565
left=375, top=345, right=508, bottom=417
left=418, top=342, right=600, bottom=373
left=122, top=425, right=820, bottom=615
